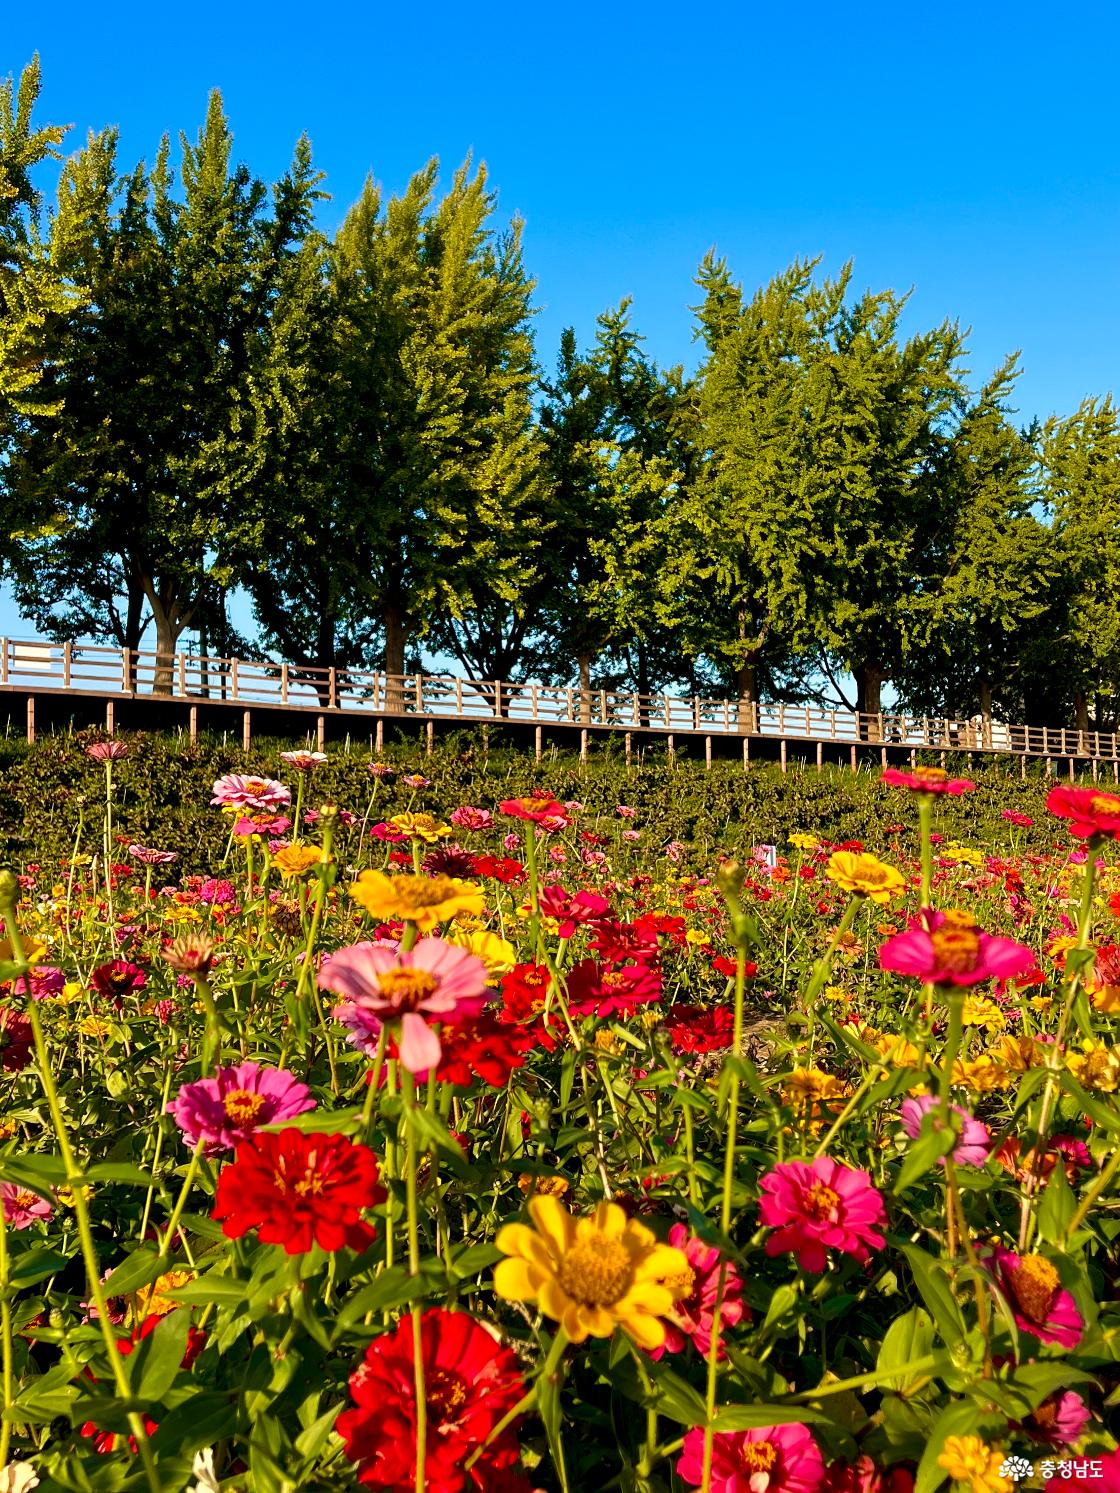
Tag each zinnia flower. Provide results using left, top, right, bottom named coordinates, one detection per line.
left=494, top=1195, right=689, bottom=1349
left=210, top=774, right=291, bottom=811
left=1, top=1184, right=52, bottom=1229
left=168, top=1062, right=315, bottom=1155
left=349, top=871, right=485, bottom=932
left=86, top=740, right=130, bottom=762
left=279, top=750, right=327, bottom=772
left=648, top=1223, right=747, bottom=1360
left=90, top=960, right=146, bottom=1006
left=162, top=934, right=216, bottom=974
left=987, top=1247, right=1084, bottom=1347
left=434, top=1011, right=535, bottom=1088
left=823, top=1457, right=914, bottom=1492
left=449, top=806, right=493, bottom=831
left=898, top=1095, right=991, bottom=1167
left=499, top=795, right=569, bottom=824
left=337, top=1308, right=527, bottom=1492
left=826, top=852, right=907, bottom=905
left=271, top=844, right=322, bottom=879
left=759, top=1157, right=886, bottom=1272
left=319, top=939, right=488, bottom=1073
left=878, top=911, right=1034, bottom=986
left=0, top=1462, right=40, bottom=1493
left=1046, top=784, right=1120, bottom=839
left=537, top=886, right=610, bottom=936
left=677, top=1422, right=825, bottom=1493
left=565, top=959, right=662, bottom=1018
left=0, top=1010, right=33, bottom=1072
left=212, top=1129, right=384, bottom=1254
left=1023, top=1389, right=1091, bottom=1445
left=881, top=766, right=974, bottom=795
left=935, top=1435, right=1012, bottom=1493
left=127, top=845, right=178, bottom=865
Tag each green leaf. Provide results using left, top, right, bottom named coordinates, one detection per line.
left=150, top=1392, right=237, bottom=1458
left=876, top=1307, right=936, bottom=1391
left=711, top=1404, right=829, bottom=1430
left=761, top=1283, right=799, bottom=1333
left=650, top=1367, right=708, bottom=1427
left=331, top=1265, right=434, bottom=1338
left=901, top=1246, right=966, bottom=1346
left=893, top=1122, right=956, bottom=1194
left=133, top=1307, right=192, bottom=1403
left=0, top=1154, right=67, bottom=1196
left=7, top=1246, right=71, bottom=1288
left=914, top=1399, right=985, bottom=1493
left=1035, top=1160, right=1076, bottom=1244
left=163, top=1275, right=247, bottom=1307
left=83, top=1162, right=155, bottom=1186
left=102, top=1247, right=166, bottom=1298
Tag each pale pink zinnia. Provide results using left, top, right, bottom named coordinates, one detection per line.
left=987, top=1247, right=1084, bottom=1348
left=279, top=750, right=328, bottom=772
left=899, top=1095, right=991, bottom=1167
left=167, top=1062, right=315, bottom=1155
left=86, top=740, right=130, bottom=762
left=319, top=939, right=489, bottom=1073
left=449, top=806, right=493, bottom=831
left=878, top=911, right=1035, bottom=987
left=210, top=774, right=291, bottom=811
left=759, top=1157, right=886, bottom=1273
left=1, top=1183, right=53, bottom=1229
left=649, top=1223, right=747, bottom=1360
left=128, top=844, right=178, bottom=865
left=678, top=1422, right=825, bottom=1493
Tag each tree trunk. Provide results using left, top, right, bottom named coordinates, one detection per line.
left=1074, top=691, right=1089, bottom=734
left=636, top=642, right=651, bottom=728
left=151, top=604, right=184, bottom=697
left=735, top=659, right=758, bottom=734
left=978, top=676, right=993, bottom=749
left=384, top=606, right=407, bottom=714
left=122, top=585, right=145, bottom=693
left=577, top=653, right=592, bottom=725
left=855, top=663, right=883, bottom=741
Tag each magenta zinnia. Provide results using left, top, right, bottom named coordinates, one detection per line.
left=878, top=910, right=1034, bottom=986
left=210, top=773, right=291, bottom=811
left=759, top=1157, right=886, bottom=1273
left=168, top=1061, right=315, bottom=1155
left=987, top=1247, right=1084, bottom=1347
left=678, top=1422, right=826, bottom=1492
left=648, top=1223, right=747, bottom=1361
left=319, top=938, right=488, bottom=1073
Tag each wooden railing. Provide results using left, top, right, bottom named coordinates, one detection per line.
left=1, top=636, right=1117, bottom=760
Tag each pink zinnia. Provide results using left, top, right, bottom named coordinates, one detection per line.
left=210, top=774, right=291, bottom=811
left=449, top=806, right=493, bottom=831
left=1, top=1183, right=53, bottom=1229
left=86, top=740, right=130, bottom=762
left=537, top=886, right=610, bottom=937
left=1024, top=1389, right=1091, bottom=1446
left=759, top=1157, right=886, bottom=1273
left=1063, top=1447, right=1120, bottom=1489
left=988, top=1247, right=1084, bottom=1348
left=128, top=844, right=178, bottom=865
left=368, top=762, right=394, bottom=778
left=1046, top=784, right=1120, bottom=840
left=898, top=1095, right=991, bottom=1167
left=279, top=750, right=328, bottom=772
left=678, top=1422, right=825, bottom=1493
left=28, top=966, right=65, bottom=1000
left=319, top=939, right=488, bottom=1073
left=168, top=1062, right=315, bottom=1156
left=878, top=911, right=1034, bottom=987
left=649, top=1223, right=747, bottom=1360
left=880, top=767, right=973, bottom=795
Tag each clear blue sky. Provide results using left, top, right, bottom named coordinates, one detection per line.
left=3, top=0, right=1119, bottom=652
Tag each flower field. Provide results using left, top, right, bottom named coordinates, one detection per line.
left=0, top=740, right=1118, bottom=1493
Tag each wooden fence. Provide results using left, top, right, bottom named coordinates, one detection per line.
left=1, top=636, right=1117, bottom=761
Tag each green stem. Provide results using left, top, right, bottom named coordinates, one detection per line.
left=918, top=795, right=934, bottom=910
left=401, top=1068, right=427, bottom=1493
left=0, top=1202, right=12, bottom=1467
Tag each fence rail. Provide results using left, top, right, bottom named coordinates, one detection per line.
left=1, top=637, right=1117, bottom=760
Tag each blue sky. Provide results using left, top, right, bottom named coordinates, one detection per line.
left=4, top=0, right=1119, bottom=652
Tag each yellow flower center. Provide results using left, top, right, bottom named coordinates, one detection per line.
left=912, top=767, right=949, bottom=785
left=663, top=1264, right=696, bottom=1297
left=516, top=797, right=554, bottom=814
left=556, top=1235, right=634, bottom=1307
left=223, top=1089, right=268, bottom=1124
left=1010, top=1254, right=1059, bottom=1323
left=802, top=1182, right=841, bottom=1221
left=929, top=923, right=981, bottom=973
left=376, top=968, right=440, bottom=1010
left=740, top=1441, right=777, bottom=1473
left=1091, top=793, right=1120, bottom=815
left=12, top=1190, right=37, bottom=1210
left=291, top=1171, right=325, bottom=1198
left=387, top=875, right=464, bottom=911
left=426, top=1367, right=468, bottom=1420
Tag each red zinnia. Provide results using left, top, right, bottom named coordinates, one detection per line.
left=337, top=1307, right=527, bottom=1492
left=664, top=1004, right=735, bottom=1055
left=500, top=963, right=552, bottom=1022
left=471, top=855, right=526, bottom=884
left=436, top=1011, right=535, bottom=1087
left=0, top=1009, right=34, bottom=1071
left=566, top=958, right=662, bottom=1017
left=498, top=795, right=568, bottom=824
left=1047, top=784, right=1120, bottom=840
left=537, top=885, right=610, bottom=936
left=90, top=960, right=146, bottom=1008
left=212, top=1129, right=385, bottom=1254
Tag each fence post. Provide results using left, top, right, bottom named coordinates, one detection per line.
left=625, top=732, right=632, bottom=766
left=105, top=701, right=114, bottom=735
left=667, top=734, right=675, bottom=766
left=243, top=711, right=251, bottom=752
left=63, top=641, right=72, bottom=688
left=580, top=729, right=588, bottom=764
left=189, top=705, right=198, bottom=746
left=0, top=638, right=7, bottom=685
left=330, top=668, right=338, bottom=710
left=816, top=741, right=823, bottom=772
left=531, top=683, right=539, bottom=721
left=599, top=688, right=608, bottom=725
left=535, top=725, right=543, bottom=762
left=663, top=694, right=671, bottom=728
left=415, top=674, right=423, bottom=714
left=26, top=697, right=34, bottom=744
left=494, top=680, right=501, bottom=718
left=850, top=745, right=857, bottom=773
left=121, top=649, right=131, bottom=692
left=693, top=696, right=700, bottom=730
left=705, top=735, right=712, bottom=770
left=230, top=659, right=239, bottom=701
left=177, top=653, right=186, bottom=696
left=317, top=716, right=326, bottom=751
left=281, top=663, right=289, bottom=705
left=455, top=679, right=463, bottom=715
left=426, top=720, right=434, bottom=756
left=375, top=721, right=384, bottom=753
left=743, top=737, right=749, bottom=771
left=780, top=739, right=788, bottom=774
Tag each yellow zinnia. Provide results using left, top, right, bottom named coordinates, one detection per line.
left=447, top=928, right=516, bottom=976
left=825, top=852, right=907, bottom=905
left=389, top=813, right=453, bottom=844
left=349, top=871, right=485, bottom=932
left=936, top=1435, right=1013, bottom=1493
left=960, top=995, right=1005, bottom=1031
left=494, top=1196, right=688, bottom=1349
left=1066, top=1038, right=1120, bottom=1093
left=272, top=844, right=323, bottom=879
left=789, top=832, right=820, bottom=851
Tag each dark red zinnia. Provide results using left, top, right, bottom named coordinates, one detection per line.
left=565, top=958, right=661, bottom=1017
left=212, top=1129, right=385, bottom=1254
left=436, top=1011, right=535, bottom=1088
left=90, top=960, right=147, bottom=1008
left=0, top=1009, right=34, bottom=1071
left=337, top=1308, right=527, bottom=1492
